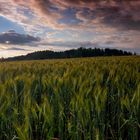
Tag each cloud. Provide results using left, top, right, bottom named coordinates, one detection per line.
left=28, top=0, right=140, bottom=30
left=5, top=47, right=28, bottom=51
left=0, top=0, right=139, bottom=31
left=0, top=30, right=40, bottom=45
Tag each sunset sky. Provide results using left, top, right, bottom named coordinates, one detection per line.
left=0, top=0, right=140, bottom=57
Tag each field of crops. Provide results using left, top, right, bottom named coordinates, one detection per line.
left=0, top=56, right=140, bottom=140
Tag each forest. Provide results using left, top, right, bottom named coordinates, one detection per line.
left=3, top=47, right=134, bottom=61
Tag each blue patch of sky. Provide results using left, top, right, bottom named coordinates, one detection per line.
left=16, top=7, right=35, bottom=19
left=48, top=5, right=59, bottom=12
left=49, top=29, right=100, bottom=42
left=50, top=30, right=76, bottom=41
left=0, top=16, right=25, bottom=33
left=34, top=27, right=56, bottom=38
left=58, top=8, right=82, bottom=25
left=82, top=8, right=96, bottom=20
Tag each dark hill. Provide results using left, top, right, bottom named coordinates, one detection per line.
left=3, top=47, right=134, bottom=61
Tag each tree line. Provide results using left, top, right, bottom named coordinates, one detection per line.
left=2, top=47, right=134, bottom=61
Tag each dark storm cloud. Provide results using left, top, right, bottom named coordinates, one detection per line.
left=6, top=47, right=28, bottom=51
left=95, top=2, right=140, bottom=30
left=0, top=30, right=40, bottom=45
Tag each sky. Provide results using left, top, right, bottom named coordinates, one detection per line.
left=0, top=0, right=140, bottom=57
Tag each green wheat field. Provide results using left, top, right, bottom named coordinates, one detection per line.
left=0, top=56, right=140, bottom=140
